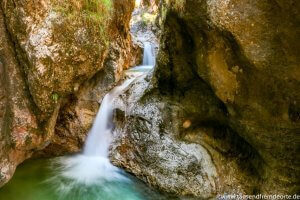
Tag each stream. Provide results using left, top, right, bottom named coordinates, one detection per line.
left=0, top=157, right=177, bottom=200
left=0, top=43, right=177, bottom=200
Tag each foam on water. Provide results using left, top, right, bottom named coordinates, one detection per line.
left=142, top=42, right=155, bottom=66
left=53, top=156, right=126, bottom=185
left=47, top=42, right=156, bottom=197
left=51, top=78, right=137, bottom=189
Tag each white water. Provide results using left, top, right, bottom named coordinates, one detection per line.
left=84, top=42, right=155, bottom=158
left=83, top=78, right=135, bottom=157
left=129, top=42, right=155, bottom=75
left=53, top=78, right=136, bottom=186
left=142, top=42, right=155, bottom=66
left=51, top=42, right=156, bottom=190
left=83, top=94, right=113, bottom=157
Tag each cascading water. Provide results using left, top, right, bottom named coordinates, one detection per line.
left=130, top=42, right=155, bottom=73
left=49, top=78, right=138, bottom=196
left=49, top=42, right=157, bottom=199
left=142, top=42, right=155, bottom=66
left=0, top=42, right=161, bottom=200
left=83, top=78, right=135, bottom=157
left=82, top=41, right=156, bottom=158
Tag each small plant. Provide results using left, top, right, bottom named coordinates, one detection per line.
left=82, top=0, right=112, bottom=24
left=51, top=93, right=59, bottom=103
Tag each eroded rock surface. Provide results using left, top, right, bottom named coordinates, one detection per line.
left=111, top=74, right=220, bottom=198
left=0, top=8, right=44, bottom=186
left=110, top=0, right=300, bottom=197
left=42, top=0, right=138, bottom=156
left=0, top=0, right=136, bottom=185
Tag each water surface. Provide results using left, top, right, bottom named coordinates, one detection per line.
left=0, top=158, right=177, bottom=200
left=0, top=41, right=170, bottom=200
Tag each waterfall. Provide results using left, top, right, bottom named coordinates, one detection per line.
left=83, top=41, right=156, bottom=157
left=142, top=42, right=155, bottom=66
left=50, top=41, right=156, bottom=196
left=83, top=78, right=135, bottom=157
left=130, top=42, right=155, bottom=73
left=52, top=78, right=136, bottom=187
left=83, top=94, right=113, bottom=157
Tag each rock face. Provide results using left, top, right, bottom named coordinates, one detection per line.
left=42, top=0, right=137, bottom=156
left=111, top=74, right=220, bottom=198
left=0, top=0, right=136, bottom=186
left=110, top=0, right=300, bottom=197
left=0, top=9, right=45, bottom=187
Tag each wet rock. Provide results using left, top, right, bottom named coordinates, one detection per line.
left=110, top=75, right=219, bottom=198
left=0, top=0, right=136, bottom=185
left=130, top=0, right=159, bottom=52
left=41, top=0, right=138, bottom=156
left=1, top=0, right=113, bottom=118
left=110, top=0, right=300, bottom=197
left=0, top=8, right=52, bottom=186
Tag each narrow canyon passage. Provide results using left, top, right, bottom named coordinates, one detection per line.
left=0, top=44, right=172, bottom=200
left=0, top=0, right=299, bottom=199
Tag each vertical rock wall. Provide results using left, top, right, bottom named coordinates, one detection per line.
left=0, top=0, right=136, bottom=186
left=110, top=0, right=300, bottom=197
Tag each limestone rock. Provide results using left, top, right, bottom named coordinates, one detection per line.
left=0, top=0, right=136, bottom=186
left=110, top=0, right=300, bottom=197
left=39, top=0, right=140, bottom=156
left=110, top=74, right=219, bottom=198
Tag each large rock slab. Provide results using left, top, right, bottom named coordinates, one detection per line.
left=110, top=0, right=300, bottom=197
left=111, top=74, right=220, bottom=198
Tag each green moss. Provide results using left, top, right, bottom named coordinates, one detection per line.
left=51, top=93, right=59, bottom=103
left=82, top=0, right=112, bottom=25
left=52, top=0, right=112, bottom=45
left=140, top=12, right=156, bottom=28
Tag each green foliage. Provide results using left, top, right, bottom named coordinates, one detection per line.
left=141, top=12, right=156, bottom=27
left=53, top=0, right=112, bottom=44
left=82, top=0, right=112, bottom=24
left=51, top=93, right=59, bottom=103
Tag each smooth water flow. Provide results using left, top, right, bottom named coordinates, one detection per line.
left=54, top=77, right=137, bottom=187
left=0, top=42, right=166, bottom=200
left=142, top=42, right=155, bottom=66
left=48, top=42, right=157, bottom=197
left=83, top=94, right=113, bottom=157
left=83, top=78, right=135, bottom=157
left=130, top=42, right=155, bottom=73
left=83, top=42, right=156, bottom=158
left=58, top=42, right=156, bottom=187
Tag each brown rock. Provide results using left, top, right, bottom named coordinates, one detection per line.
left=0, top=0, right=137, bottom=186
left=41, top=0, right=138, bottom=156
left=110, top=0, right=300, bottom=197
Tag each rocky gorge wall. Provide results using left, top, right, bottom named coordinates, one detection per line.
left=0, top=0, right=136, bottom=186
left=110, top=0, right=300, bottom=198
left=0, top=0, right=299, bottom=198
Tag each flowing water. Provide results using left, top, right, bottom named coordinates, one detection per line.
left=0, top=42, right=176, bottom=200
left=129, top=42, right=155, bottom=74
left=142, top=42, right=155, bottom=66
